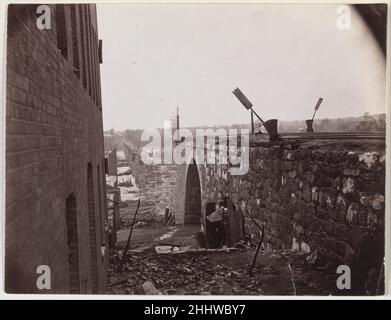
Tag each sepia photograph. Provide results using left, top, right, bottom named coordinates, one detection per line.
left=0, top=1, right=389, bottom=299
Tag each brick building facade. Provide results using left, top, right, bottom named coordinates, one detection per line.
left=5, top=4, right=108, bottom=293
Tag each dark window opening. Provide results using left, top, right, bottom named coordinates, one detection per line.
left=70, top=5, right=80, bottom=78
left=97, top=164, right=104, bottom=259
left=104, top=158, right=108, bottom=175
left=65, top=193, right=80, bottom=293
left=55, top=5, right=68, bottom=60
left=91, top=28, right=98, bottom=103
left=101, top=158, right=108, bottom=219
left=86, top=6, right=93, bottom=98
left=79, top=5, right=87, bottom=89
left=87, top=163, right=97, bottom=293
left=98, top=39, right=103, bottom=64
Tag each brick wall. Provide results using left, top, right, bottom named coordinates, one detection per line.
left=5, top=4, right=108, bottom=293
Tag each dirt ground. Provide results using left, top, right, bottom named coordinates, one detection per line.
left=107, top=224, right=338, bottom=296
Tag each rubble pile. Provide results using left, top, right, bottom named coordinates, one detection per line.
left=119, top=204, right=164, bottom=229
left=107, top=249, right=336, bottom=295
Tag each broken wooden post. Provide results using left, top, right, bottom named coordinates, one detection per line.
left=244, top=208, right=263, bottom=231
left=248, top=226, right=265, bottom=276
left=165, top=208, right=170, bottom=224
left=243, top=209, right=265, bottom=276
left=251, top=111, right=254, bottom=134
left=118, top=198, right=141, bottom=270
left=113, top=189, right=120, bottom=232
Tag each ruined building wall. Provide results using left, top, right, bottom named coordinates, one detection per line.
left=171, top=163, right=191, bottom=225
left=5, top=4, right=108, bottom=293
left=123, top=144, right=178, bottom=215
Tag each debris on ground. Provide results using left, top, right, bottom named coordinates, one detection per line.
left=141, top=281, right=161, bottom=295
left=305, top=250, right=330, bottom=270
left=120, top=200, right=163, bottom=229
left=154, top=245, right=236, bottom=255
left=107, top=247, right=336, bottom=295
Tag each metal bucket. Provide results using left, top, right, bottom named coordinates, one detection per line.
left=306, top=119, right=314, bottom=132
left=264, top=119, right=280, bottom=141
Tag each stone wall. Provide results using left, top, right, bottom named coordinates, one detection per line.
left=123, top=144, right=178, bottom=216
left=121, top=132, right=385, bottom=287
left=197, top=138, right=385, bottom=272
left=122, top=131, right=385, bottom=280
left=5, top=4, right=108, bottom=293
left=165, top=136, right=385, bottom=287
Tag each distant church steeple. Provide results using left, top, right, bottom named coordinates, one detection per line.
left=176, top=107, right=180, bottom=131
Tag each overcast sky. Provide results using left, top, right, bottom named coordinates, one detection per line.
left=97, top=3, right=386, bottom=130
